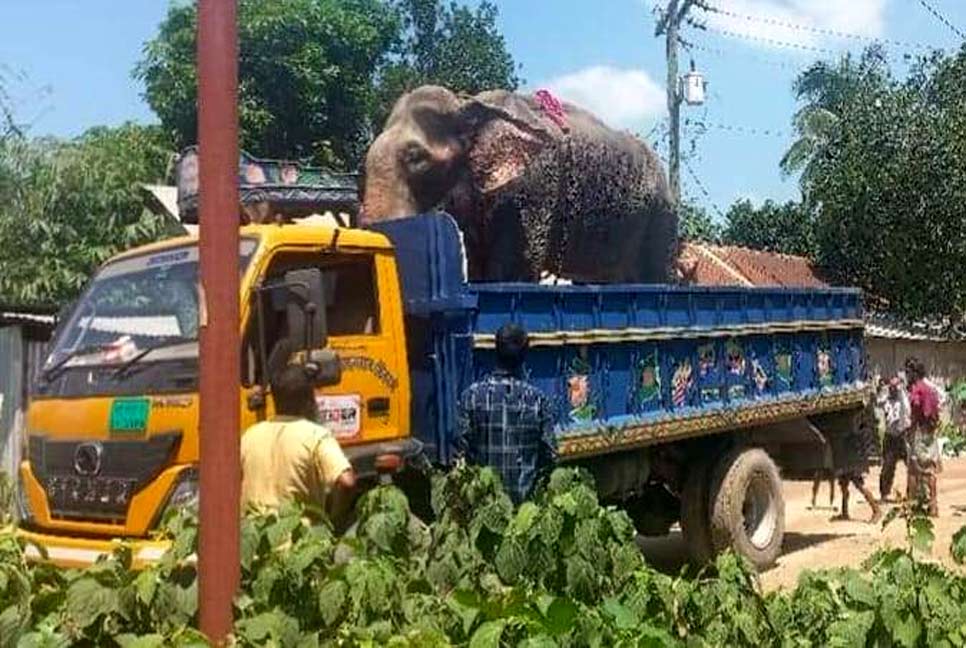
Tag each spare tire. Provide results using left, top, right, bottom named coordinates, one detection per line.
left=708, top=447, right=784, bottom=570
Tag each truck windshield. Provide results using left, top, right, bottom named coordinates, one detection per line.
left=44, top=239, right=258, bottom=374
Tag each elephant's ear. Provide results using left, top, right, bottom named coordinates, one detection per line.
left=457, top=92, right=566, bottom=195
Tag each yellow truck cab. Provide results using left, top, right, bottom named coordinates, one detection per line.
left=18, top=152, right=420, bottom=566
left=20, top=223, right=419, bottom=566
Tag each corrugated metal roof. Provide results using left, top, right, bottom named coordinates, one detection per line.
left=0, top=311, right=55, bottom=326
left=865, top=323, right=946, bottom=341
left=865, top=313, right=965, bottom=342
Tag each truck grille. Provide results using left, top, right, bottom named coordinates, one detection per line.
left=28, top=433, right=182, bottom=522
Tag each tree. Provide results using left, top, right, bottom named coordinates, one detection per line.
left=0, top=66, right=19, bottom=138
left=135, top=0, right=519, bottom=168
left=783, top=46, right=966, bottom=321
left=678, top=202, right=721, bottom=243
left=721, top=199, right=816, bottom=257
left=374, top=0, right=520, bottom=127
left=0, top=124, right=174, bottom=305
left=781, top=49, right=890, bottom=193
left=136, top=0, right=399, bottom=167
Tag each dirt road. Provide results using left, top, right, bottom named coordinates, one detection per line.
left=639, top=456, right=966, bottom=591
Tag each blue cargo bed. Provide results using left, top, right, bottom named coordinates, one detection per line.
left=369, top=214, right=868, bottom=464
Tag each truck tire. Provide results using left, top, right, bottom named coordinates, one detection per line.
left=708, top=447, right=784, bottom=570
left=680, top=455, right=714, bottom=566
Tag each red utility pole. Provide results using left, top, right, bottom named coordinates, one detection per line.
left=197, top=0, right=240, bottom=642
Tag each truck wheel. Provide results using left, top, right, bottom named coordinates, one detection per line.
left=708, top=447, right=784, bottom=570
left=680, top=455, right=714, bottom=566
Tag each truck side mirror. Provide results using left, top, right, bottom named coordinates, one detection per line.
left=283, top=268, right=327, bottom=352
left=305, top=348, right=341, bottom=387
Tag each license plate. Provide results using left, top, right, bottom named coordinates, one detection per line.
left=315, top=394, right=361, bottom=440
left=109, top=398, right=150, bottom=436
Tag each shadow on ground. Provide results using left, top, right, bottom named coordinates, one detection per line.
left=636, top=529, right=855, bottom=576
left=782, top=532, right=855, bottom=557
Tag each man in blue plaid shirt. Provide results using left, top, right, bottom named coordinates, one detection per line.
left=455, top=323, right=557, bottom=504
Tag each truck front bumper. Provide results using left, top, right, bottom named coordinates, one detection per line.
left=18, top=438, right=425, bottom=569
left=18, top=528, right=171, bottom=570
left=343, top=438, right=426, bottom=479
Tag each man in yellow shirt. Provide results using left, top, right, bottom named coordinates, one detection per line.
left=241, top=363, right=356, bottom=522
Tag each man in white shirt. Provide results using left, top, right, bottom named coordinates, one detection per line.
left=879, top=376, right=911, bottom=502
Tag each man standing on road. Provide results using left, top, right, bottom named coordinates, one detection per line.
left=241, top=364, right=357, bottom=524
left=879, top=376, right=911, bottom=502
left=906, top=357, right=941, bottom=516
left=455, top=323, right=557, bottom=504
left=830, top=405, right=883, bottom=524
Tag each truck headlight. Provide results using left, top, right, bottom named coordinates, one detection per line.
left=160, top=467, right=198, bottom=521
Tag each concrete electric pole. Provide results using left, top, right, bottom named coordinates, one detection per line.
left=656, top=0, right=706, bottom=209
left=197, top=0, right=240, bottom=642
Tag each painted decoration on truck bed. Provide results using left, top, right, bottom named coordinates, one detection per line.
left=637, top=351, right=661, bottom=408
left=567, top=351, right=596, bottom=422
left=817, top=348, right=833, bottom=388
left=725, top=339, right=747, bottom=400
left=315, top=394, right=362, bottom=439
left=751, top=358, right=769, bottom=395
left=671, top=358, right=693, bottom=408
left=774, top=348, right=793, bottom=391
left=697, top=343, right=720, bottom=402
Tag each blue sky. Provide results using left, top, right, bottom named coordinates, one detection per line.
left=1, top=0, right=964, bottom=217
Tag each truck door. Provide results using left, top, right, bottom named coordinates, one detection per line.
left=254, top=249, right=405, bottom=446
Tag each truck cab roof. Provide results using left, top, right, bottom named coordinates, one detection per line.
left=113, top=222, right=394, bottom=263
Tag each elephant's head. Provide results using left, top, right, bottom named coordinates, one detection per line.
left=360, top=85, right=567, bottom=223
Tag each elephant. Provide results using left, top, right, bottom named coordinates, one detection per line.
left=360, top=85, right=678, bottom=284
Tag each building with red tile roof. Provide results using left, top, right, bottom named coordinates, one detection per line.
left=678, top=242, right=828, bottom=288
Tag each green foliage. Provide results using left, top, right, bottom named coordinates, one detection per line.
left=678, top=202, right=721, bottom=244
left=721, top=198, right=817, bottom=258
left=0, top=66, right=17, bottom=137
left=0, top=124, right=174, bottom=305
left=4, top=465, right=966, bottom=646
left=135, top=0, right=519, bottom=168
left=784, top=46, right=966, bottom=320
left=373, top=0, right=521, bottom=128
left=135, top=0, right=398, bottom=168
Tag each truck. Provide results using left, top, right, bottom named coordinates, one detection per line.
left=17, top=152, right=869, bottom=570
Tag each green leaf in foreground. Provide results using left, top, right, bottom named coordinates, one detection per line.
left=469, top=619, right=506, bottom=648
left=952, top=525, right=966, bottom=565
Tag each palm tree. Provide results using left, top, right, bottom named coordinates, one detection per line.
left=781, top=48, right=890, bottom=190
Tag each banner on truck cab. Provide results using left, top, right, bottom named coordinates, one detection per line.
left=315, top=394, right=362, bottom=440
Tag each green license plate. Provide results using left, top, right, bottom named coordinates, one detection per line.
left=110, top=398, right=150, bottom=435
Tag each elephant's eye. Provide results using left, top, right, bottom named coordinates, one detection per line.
left=402, top=142, right=432, bottom=172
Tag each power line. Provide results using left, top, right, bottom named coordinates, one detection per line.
left=682, top=158, right=725, bottom=218
left=699, top=23, right=859, bottom=55
left=679, top=37, right=808, bottom=72
left=684, top=117, right=790, bottom=138
left=914, top=0, right=966, bottom=41
left=700, top=2, right=938, bottom=52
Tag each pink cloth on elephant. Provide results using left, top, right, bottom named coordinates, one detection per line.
left=534, top=89, right=568, bottom=130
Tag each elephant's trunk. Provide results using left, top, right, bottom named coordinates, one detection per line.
left=360, top=136, right=420, bottom=222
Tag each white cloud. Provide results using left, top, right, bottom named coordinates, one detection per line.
left=540, top=66, right=666, bottom=130
left=701, top=0, right=887, bottom=49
